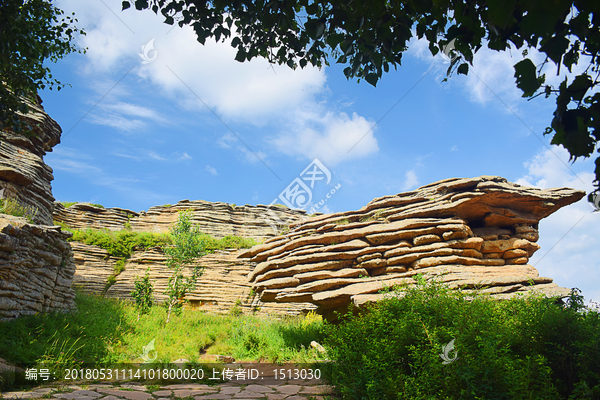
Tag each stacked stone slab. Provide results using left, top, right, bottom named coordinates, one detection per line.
left=0, top=95, right=61, bottom=226
left=72, top=243, right=316, bottom=316
left=0, top=96, right=77, bottom=319
left=53, top=200, right=307, bottom=241
left=239, top=176, right=585, bottom=317
left=0, top=215, right=76, bottom=319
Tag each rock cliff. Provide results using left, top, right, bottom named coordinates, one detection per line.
left=0, top=96, right=77, bottom=320
left=239, top=176, right=585, bottom=318
left=0, top=95, right=62, bottom=226
left=72, top=243, right=316, bottom=315
left=54, top=200, right=307, bottom=241
left=0, top=215, right=76, bottom=319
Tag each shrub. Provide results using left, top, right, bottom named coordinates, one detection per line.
left=163, top=211, right=205, bottom=323
left=324, top=277, right=600, bottom=400
left=131, top=268, right=154, bottom=320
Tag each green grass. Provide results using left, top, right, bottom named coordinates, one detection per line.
left=59, top=202, right=104, bottom=208
left=0, top=291, right=327, bottom=390
left=0, top=198, right=38, bottom=223
left=63, top=227, right=257, bottom=257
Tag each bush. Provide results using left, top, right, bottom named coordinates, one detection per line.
left=131, top=268, right=154, bottom=320
left=323, top=277, right=600, bottom=400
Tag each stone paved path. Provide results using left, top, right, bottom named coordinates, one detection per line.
left=0, top=365, right=338, bottom=400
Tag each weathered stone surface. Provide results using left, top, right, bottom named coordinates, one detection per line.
left=0, top=215, right=76, bottom=319
left=0, top=96, right=77, bottom=320
left=240, top=176, right=584, bottom=316
left=53, top=201, right=307, bottom=242
left=0, top=96, right=61, bottom=226
left=72, top=245, right=316, bottom=316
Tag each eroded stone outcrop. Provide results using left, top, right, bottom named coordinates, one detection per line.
left=54, top=201, right=306, bottom=241
left=0, top=96, right=77, bottom=320
left=54, top=199, right=316, bottom=315
left=0, top=95, right=62, bottom=226
left=72, top=243, right=316, bottom=315
left=239, top=176, right=585, bottom=317
left=0, top=215, right=76, bottom=319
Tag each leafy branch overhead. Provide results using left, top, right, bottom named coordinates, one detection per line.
left=0, top=0, right=85, bottom=131
left=123, top=0, right=600, bottom=199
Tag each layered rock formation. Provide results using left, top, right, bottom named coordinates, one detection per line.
left=0, top=215, right=76, bottom=319
left=239, top=176, right=585, bottom=317
left=0, top=95, right=62, bottom=226
left=54, top=201, right=306, bottom=241
left=0, top=96, right=77, bottom=319
left=72, top=243, right=316, bottom=315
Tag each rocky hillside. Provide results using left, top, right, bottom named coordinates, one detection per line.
left=54, top=200, right=307, bottom=241
left=0, top=96, right=77, bottom=319
left=56, top=202, right=316, bottom=316
left=72, top=243, right=315, bottom=315
left=239, top=176, right=585, bottom=318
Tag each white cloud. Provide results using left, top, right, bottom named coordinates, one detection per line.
left=450, top=145, right=458, bottom=152
left=47, top=148, right=166, bottom=202
left=271, top=107, right=379, bottom=166
left=516, top=147, right=600, bottom=304
left=401, top=170, right=419, bottom=191
left=60, top=0, right=327, bottom=124
left=178, top=152, right=192, bottom=160
left=205, top=165, right=218, bottom=175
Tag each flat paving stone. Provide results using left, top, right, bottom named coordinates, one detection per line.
left=273, top=385, right=301, bottom=395
left=232, top=391, right=264, bottom=398
left=217, top=388, right=240, bottom=395
left=98, top=396, right=123, bottom=400
left=241, top=385, right=273, bottom=394
left=263, top=394, right=287, bottom=400
left=95, top=389, right=153, bottom=400
left=1, top=392, right=45, bottom=399
left=193, top=394, right=233, bottom=400
left=147, top=391, right=171, bottom=397
left=299, top=385, right=335, bottom=395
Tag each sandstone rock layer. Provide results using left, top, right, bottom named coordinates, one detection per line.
left=0, top=216, right=76, bottom=319
left=72, top=244, right=316, bottom=316
left=54, top=201, right=306, bottom=241
left=239, top=176, right=585, bottom=316
left=0, top=95, right=62, bottom=226
left=0, top=96, right=77, bottom=320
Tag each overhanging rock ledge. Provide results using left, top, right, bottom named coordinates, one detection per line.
left=239, top=176, right=585, bottom=318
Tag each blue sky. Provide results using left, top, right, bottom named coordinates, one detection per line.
left=41, top=0, right=599, bottom=303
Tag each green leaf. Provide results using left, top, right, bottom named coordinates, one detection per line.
left=457, top=63, right=469, bottom=75
left=122, top=1, right=131, bottom=10
left=514, top=58, right=541, bottom=97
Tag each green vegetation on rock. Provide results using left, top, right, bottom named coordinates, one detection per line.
left=59, top=201, right=104, bottom=209
left=0, top=198, right=38, bottom=223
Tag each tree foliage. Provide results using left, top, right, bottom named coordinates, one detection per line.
left=131, top=268, right=155, bottom=320
left=124, top=0, right=600, bottom=199
left=163, top=211, right=205, bottom=323
left=0, top=0, right=85, bottom=131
